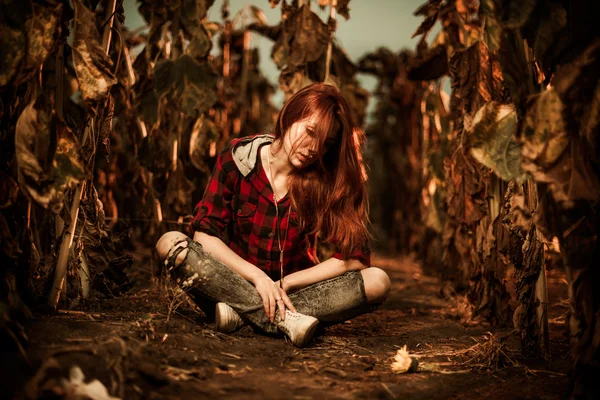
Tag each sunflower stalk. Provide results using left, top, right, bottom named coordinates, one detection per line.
left=48, top=0, right=117, bottom=309
left=324, top=0, right=337, bottom=83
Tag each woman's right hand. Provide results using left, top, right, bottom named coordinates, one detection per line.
left=252, top=275, right=295, bottom=322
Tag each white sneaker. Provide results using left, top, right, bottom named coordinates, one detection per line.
left=215, top=302, right=244, bottom=333
left=276, top=310, right=319, bottom=348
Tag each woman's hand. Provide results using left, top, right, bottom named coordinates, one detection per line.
left=252, top=276, right=296, bottom=322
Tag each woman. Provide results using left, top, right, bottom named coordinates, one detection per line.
left=156, top=83, right=391, bottom=347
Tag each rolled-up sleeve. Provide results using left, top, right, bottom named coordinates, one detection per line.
left=190, top=150, right=237, bottom=242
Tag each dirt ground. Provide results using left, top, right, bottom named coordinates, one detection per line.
left=6, top=250, right=571, bottom=400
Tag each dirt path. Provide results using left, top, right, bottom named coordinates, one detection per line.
left=11, top=252, right=571, bottom=399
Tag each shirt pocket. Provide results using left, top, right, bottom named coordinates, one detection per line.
left=235, top=202, right=257, bottom=235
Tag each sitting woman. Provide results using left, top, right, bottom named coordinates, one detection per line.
left=156, top=83, right=391, bottom=347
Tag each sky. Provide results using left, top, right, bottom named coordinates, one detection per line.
left=123, top=0, right=427, bottom=108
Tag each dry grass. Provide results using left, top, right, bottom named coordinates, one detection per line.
left=413, top=332, right=521, bottom=373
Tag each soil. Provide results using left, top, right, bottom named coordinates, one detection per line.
left=6, top=250, right=571, bottom=400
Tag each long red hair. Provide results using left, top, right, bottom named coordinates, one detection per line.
left=273, top=83, right=370, bottom=258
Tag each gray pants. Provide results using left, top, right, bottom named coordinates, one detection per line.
left=165, top=238, right=377, bottom=334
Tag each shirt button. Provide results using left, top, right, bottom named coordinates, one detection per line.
left=268, top=232, right=274, bottom=238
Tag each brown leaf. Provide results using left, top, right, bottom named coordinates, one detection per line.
left=521, top=89, right=600, bottom=208
left=71, top=0, right=117, bottom=103
left=189, top=116, right=219, bottom=173
left=166, top=162, right=195, bottom=216
left=449, top=41, right=505, bottom=115
left=0, top=173, right=19, bottom=209
left=444, top=151, right=488, bottom=224
left=0, top=22, right=25, bottom=88
left=411, top=0, right=442, bottom=38
left=493, top=0, right=537, bottom=29
left=24, top=1, right=63, bottom=73
left=553, top=39, right=600, bottom=162
left=285, top=5, right=330, bottom=69
left=15, top=95, right=86, bottom=212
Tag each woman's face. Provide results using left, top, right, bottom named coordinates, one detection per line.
left=283, top=114, right=339, bottom=169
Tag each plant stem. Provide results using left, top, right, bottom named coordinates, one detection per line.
left=48, top=0, right=118, bottom=309
left=324, top=0, right=337, bottom=83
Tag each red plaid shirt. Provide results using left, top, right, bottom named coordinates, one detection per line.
left=190, top=134, right=370, bottom=281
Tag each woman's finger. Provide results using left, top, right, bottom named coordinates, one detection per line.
left=268, top=291, right=276, bottom=322
left=281, top=291, right=296, bottom=313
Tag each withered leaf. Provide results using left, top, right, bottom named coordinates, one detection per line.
left=286, top=5, right=330, bottom=69
left=407, top=45, right=448, bottom=81
left=468, top=102, right=525, bottom=182
left=412, top=0, right=442, bottom=38
left=279, top=70, right=313, bottom=100
left=71, top=0, right=117, bottom=103
left=24, top=1, right=62, bottom=73
left=15, top=95, right=86, bottom=213
left=450, top=41, right=504, bottom=115
left=166, top=161, right=195, bottom=216
left=153, top=55, right=218, bottom=117
left=532, top=3, right=567, bottom=65
left=521, top=89, right=600, bottom=207
left=249, top=5, right=268, bottom=26
left=444, top=150, right=488, bottom=224
left=494, top=0, right=537, bottom=29
left=0, top=24, right=25, bottom=88
left=0, top=173, right=19, bottom=209
left=189, top=116, right=219, bottom=173
left=0, top=214, right=21, bottom=261
left=187, top=24, right=213, bottom=60
left=553, top=39, right=600, bottom=161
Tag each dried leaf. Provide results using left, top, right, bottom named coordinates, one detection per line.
left=189, top=116, right=219, bottom=172
left=532, top=3, right=567, bottom=65
left=187, top=25, right=212, bottom=59
left=24, top=1, right=62, bottom=73
left=444, top=151, right=488, bottom=224
left=71, top=0, right=117, bottom=103
left=0, top=21, right=25, bottom=88
left=153, top=55, right=218, bottom=117
left=0, top=173, right=19, bottom=209
left=449, top=41, right=505, bottom=115
left=166, top=162, right=195, bottom=215
left=15, top=95, right=86, bottom=212
left=249, top=5, right=268, bottom=26
left=553, top=39, right=600, bottom=162
left=521, top=89, right=600, bottom=207
left=391, top=345, right=418, bottom=373
left=494, top=0, right=537, bottom=29
left=468, top=102, right=525, bottom=182
left=407, top=45, right=448, bottom=81
left=279, top=70, right=313, bottom=100
left=285, top=5, right=330, bottom=69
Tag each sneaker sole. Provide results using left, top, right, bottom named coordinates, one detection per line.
left=215, top=302, right=237, bottom=333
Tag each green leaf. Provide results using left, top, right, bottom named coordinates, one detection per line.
left=468, top=102, right=526, bottom=182
left=71, top=0, right=117, bottom=103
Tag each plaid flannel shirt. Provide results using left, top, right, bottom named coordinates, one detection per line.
left=190, top=134, right=370, bottom=281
